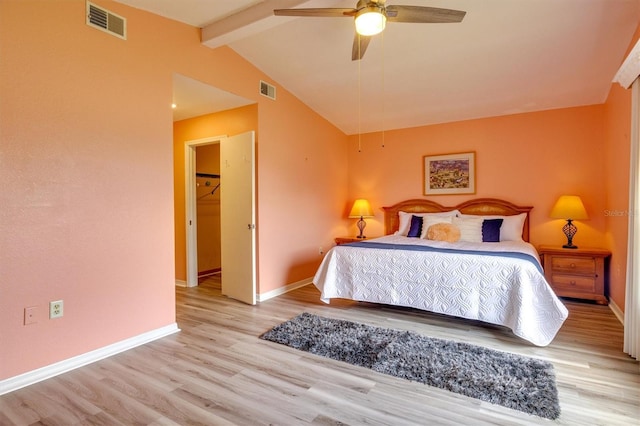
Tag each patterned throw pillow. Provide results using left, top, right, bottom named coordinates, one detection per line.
left=426, top=223, right=461, bottom=243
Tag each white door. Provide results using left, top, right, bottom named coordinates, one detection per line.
left=220, top=131, right=256, bottom=304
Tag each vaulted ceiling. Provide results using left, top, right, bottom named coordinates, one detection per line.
left=116, top=0, right=640, bottom=134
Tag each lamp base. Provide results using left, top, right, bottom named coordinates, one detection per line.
left=562, top=219, right=578, bottom=250
left=356, top=216, right=367, bottom=239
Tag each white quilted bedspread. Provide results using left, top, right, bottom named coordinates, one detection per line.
left=313, top=235, right=568, bottom=346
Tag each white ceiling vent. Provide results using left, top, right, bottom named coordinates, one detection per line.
left=86, top=2, right=126, bottom=40
left=260, top=81, right=276, bottom=100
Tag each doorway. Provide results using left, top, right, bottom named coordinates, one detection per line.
left=185, top=136, right=225, bottom=288
left=184, top=132, right=256, bottom=305
left=195, top=143, right=222, bottom=280
left=173, top=74, right=257, bottom=304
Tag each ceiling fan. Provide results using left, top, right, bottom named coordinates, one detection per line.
left=274, top=0, right=466, bottom=60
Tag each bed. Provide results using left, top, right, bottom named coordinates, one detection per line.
left=313, top=198, right=569, bottom=346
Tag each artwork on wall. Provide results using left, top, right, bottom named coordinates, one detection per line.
left=424, top=151, right=476, bottom=195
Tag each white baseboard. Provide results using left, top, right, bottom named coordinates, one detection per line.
left=257, top=277, right=313, bottom=302
left=0, top=323, right=180, bottom=396
left=609, top=299, right=624, bottom=325
left=179, top=275, right=312, bottom=300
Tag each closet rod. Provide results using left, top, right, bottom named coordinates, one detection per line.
left=195, top=172, right=220, bottom=179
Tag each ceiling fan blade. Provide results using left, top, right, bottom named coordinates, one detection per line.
left=386, top=6, right=466, bottom=23
left=274, top=8, right=356, bottom=18
left=352, top=33, right=372, bottom=61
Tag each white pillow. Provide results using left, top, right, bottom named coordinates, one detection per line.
left=456, top=212, right=526, bottom=241
left=420, top=215, right=453, bottom=239
left=452, top=216, right=483, bottom=243
left=396, top=210, right=459, bottom=236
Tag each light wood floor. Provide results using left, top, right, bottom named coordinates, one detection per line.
left=1, top=276, right=639, bottom=425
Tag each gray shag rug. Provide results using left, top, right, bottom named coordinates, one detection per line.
left=260, top=312, right=560, bottom=420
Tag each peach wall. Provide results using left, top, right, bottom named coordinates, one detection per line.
left=602, top=23, right=640, bottom=310
left=255, top=97, right=348, bottom=291
left=0, top=0, right=177, bottom=378
left=604, top=83, right=631, bottom=310
left=174, top=102, right=349, bottom=292
left=348, top=100, right=640, bottom=310
left=348, top=106, right=607, bottom=252
left=1, top=0, right=348, bottom=381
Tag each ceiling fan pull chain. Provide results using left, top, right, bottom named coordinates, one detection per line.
left=358, top=33, right=362, bottom=153
left=381, top=29, right=385, bottom=149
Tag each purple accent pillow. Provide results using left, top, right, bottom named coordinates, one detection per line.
left=482, top=218, right=503, bottom=242
left=407, top=215, right=423, bottom=238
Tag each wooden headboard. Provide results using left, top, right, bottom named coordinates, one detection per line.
left=382, top=198, right=533, bottom=242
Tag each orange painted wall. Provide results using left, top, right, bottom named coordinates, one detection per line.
left=1, top=0, right=347, bottom=381
left=347, top=99, right=640, bottom=310
left=1, top=0, right=177, bottom=379
left=348, top=106, right=607, bottom=248
left=604, top=83, right=631, bottom=310
left=173, top=102, right=349, bottom=292
left=602, top=23, right=640, bottom=311
left=255, top=98, right=348, bottom=292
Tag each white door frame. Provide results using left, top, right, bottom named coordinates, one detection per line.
left=184, top=135, right=226, bottom=287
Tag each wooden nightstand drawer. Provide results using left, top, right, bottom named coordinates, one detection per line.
left=550, top=274, right=596, bottom=293
left=550, top=256, right=595, bottom=275
left=538, top=245, right=610, bottom=305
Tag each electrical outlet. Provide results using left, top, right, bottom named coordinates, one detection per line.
left=24, top=306, right=38, bottom=325
left=49, top=300, right=63, bottom=319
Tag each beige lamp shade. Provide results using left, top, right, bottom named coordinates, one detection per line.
left=349, top=199, right=374, bottom=218
left=550, top=195, right=589, bottom=220
left=550, top=195, right=588, bottom=249
left=349, top=199, right=373, bottom=239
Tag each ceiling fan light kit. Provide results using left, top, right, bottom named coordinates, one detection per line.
left=355, top=6, right=386, bottom=36
left=273, top=1, right=466, bottom=60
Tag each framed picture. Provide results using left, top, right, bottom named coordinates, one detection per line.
left=423, top=151, right=476, bottom=195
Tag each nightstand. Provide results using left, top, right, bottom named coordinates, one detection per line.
left=335, top=236, right=371, bottom=245
left=538, top=245, right=611, bottom=305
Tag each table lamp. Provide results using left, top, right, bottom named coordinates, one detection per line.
left=550, top=195, right=588, bottom=249
left=349, top=199, right=374, bottom=238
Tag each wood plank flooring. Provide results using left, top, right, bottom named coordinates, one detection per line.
left=1, top=276, right=639, bottom=425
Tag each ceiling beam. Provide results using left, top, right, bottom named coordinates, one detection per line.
left=201, top=0, right=309, bottom=48
left=614, top=38, right=640, bottom=89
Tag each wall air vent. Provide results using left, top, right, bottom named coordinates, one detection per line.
left=259, top=81, right=276, bottom=100
left=86, top=1, right=126, bottom=40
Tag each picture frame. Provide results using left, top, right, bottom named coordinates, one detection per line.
left=423, top=151, right=476, bottom=195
